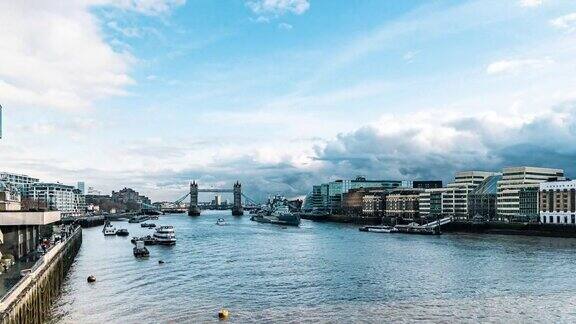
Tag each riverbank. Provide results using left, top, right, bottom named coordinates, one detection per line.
left=443, top=221, right=576, bottom=238
left=302, top=213, right=576, bottom=238
left=0, top=226, right=82, bottom=323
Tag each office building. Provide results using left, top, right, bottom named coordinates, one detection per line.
left=418, top=188, right=449, bottom=219
left=385, top=189, right=423, bottom=220
left=443, top=171, right=500, bottom=219
left=77, top=181, right=86, bottom=195
left=497, top=167, right=564, bottom=219
left=312, top=177, right=401, bottom=214
left=412, top=180, right=443, bottom=189
left=539, top=180, right=576, bottom=225
left=468, top=175, right=502, bottom=220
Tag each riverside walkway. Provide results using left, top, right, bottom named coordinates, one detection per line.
left=0, top=226, right=82, bottom=323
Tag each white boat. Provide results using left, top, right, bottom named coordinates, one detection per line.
left=153, top=226, right=176, bottom=245
left=102, top=221, right=117, bottom=235
left=216, top=218, right=227, bottom=226
left=359, top=225, right=398, bottom=233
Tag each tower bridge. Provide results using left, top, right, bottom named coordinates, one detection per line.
left=188, top=181, right=244, bottom=216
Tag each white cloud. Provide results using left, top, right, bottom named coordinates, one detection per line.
left=98, top=0, right=186, bottom=16
left=403, top=50, right=418, bottom=63
left=278, top=22, right=293, bottom=30
left=519, top=0, right=543, bottom=8
left=247, top=0, right=310, bottom=16
left=486, top=58, right=553, bottom=75
left=551, top=12, right=576, bottom=32
left=0, top=0, right=183, bottom=111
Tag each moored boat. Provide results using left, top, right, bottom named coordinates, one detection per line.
left=153, top=226, right=176, bottom=245
left=116, top=228, right=130, bottom=236
left=133, top=241, right=150, bottom=257
left=102, top=221, right=117, bottom=235
left=359, top=225, right=398, bottom=233
left=131, top=235, right=157, bottom=245
left=250, top=195, right=301, bottom=226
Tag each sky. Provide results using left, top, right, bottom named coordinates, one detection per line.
left=1, top=0, right=576, bottom=202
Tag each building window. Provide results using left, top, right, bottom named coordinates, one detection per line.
left=550, top=216, right=554, bottom=223
left=557, top=216, right=561, bottom=224
left=572, top=215, right=575, bottom=224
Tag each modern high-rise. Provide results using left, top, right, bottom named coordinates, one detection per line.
left=497, top=166, right=564, bottom=220
left=468, top=175, right=502, bottom=220
left=77, top=181, right=86, bottom=195
left=443, top=171, right=500, bottom=219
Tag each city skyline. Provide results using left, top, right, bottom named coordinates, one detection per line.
left=2, top=0, right=576, bottom=201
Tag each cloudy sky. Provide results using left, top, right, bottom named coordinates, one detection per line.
left=1, top=0, right=576, bottom=202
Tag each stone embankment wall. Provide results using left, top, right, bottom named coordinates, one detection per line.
left=0, top=227, right=82, bottom=324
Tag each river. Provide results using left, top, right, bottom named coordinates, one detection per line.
left=49, top=211, right=576, bottom=323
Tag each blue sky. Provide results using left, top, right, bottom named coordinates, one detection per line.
left=2, top=0, right=576, bottom=201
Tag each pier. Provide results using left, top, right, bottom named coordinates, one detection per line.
left=0, top=226, right=82, bottom=323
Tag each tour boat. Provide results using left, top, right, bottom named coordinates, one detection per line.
left=153, top=226, right=176, bottom=245
left=102, top=221, right=117, bottom=236
left=141, top=223, right=156, bottom=228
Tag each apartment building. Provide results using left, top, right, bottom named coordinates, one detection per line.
left=497, top=166, right=564, bottom=220
left=0, top=172, right=39, bottom=192
left=26, top=183, right=85, bottom=217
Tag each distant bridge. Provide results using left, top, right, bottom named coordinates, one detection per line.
left=168, top=181, right=258, bottom=216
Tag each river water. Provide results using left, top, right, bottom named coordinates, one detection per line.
left=50, top=211, right=576, bottom=323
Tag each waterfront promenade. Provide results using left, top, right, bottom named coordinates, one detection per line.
left=0, top=226, right=82, bottom=323
left=50, top=212, right=576, bottom=323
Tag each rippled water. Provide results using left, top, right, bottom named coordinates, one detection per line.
left=50, top=211, right=576, bottom=323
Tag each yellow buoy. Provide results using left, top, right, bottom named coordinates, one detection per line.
left=218, top=308, right=229, bottom=320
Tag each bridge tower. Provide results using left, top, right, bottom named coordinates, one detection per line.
left=188, top=181, right=201, bottom=216
left=232, top=181, right=243, bottom=216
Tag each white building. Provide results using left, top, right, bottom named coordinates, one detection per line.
left=418, top=171, right=500, bottom=219
left=497, top=166, right=564, bottom=219
left=26, top=183, right=85, bottom=217
left=539, top=180, right=576, bottom=225
left=0, top=172, right=39, bottom=193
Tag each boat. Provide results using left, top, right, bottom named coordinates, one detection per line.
left=128, top=215, right=149, bottom=223
left=131, top=235, right=157, bottom=245
left=394, top=222, right=440, bottom=235
left=141, top=223, right=156, bottom=228
left=250, top=195, right=301, bottom=226
left=116, top=229, right=130, bottom=236
left=359, top=225, right=398, bottom=233
left=102, top=221, right=117, bottom=235
left=153, top=226, right=176, bottom=245
left=216, top=218, right=227, bottom=226
left=133, top=241, right=150, bottom=257
left=149, top=215, right=159, bottom=220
